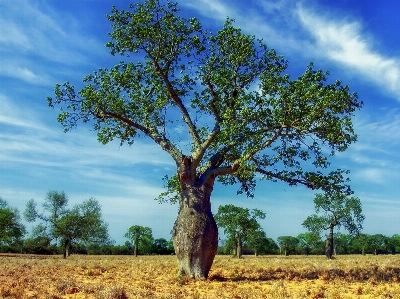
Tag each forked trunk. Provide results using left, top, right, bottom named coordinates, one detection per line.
left=172, top=185, right=218, bottom=279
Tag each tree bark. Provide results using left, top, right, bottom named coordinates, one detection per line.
left=63, top=240, right=71, bottom=259
left=326, top=227, right=334, bottom=259
left=172, top=184, right=218, bottom=279
left=236, top=237, right=243, bottom=258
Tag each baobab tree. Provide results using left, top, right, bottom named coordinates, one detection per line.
left=47, top=0, right=362, bottom=278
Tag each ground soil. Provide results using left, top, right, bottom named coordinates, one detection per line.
left=1, top=253, right=400, bottom=298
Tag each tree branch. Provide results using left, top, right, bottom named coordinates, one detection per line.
left=197, top=161, right=240, bottom=187
left=205, top=78, right=223, bottom=123
left=99, top=110, right=182, bottom=162
left=152, top=61, right=201, bottom=149
left=192, top=122, right=220, bottom=170
left=255, top=167, right=317, bottom=189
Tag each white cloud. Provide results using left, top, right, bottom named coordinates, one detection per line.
left=0, top=94, right=50, bottom=131
left=0, top=18, right=30, bottom=50
left=0, top=0, right=106, bottom=87
left=0, top=64, right=49, bottom=85
left=297, top=6, right=400, bottom=98
left=181, top=0, right=305, bottom=55
left=181, top=0, right=234, bottom=21
left=353, top=168, right=386, bottom=184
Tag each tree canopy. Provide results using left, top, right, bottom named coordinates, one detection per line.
left=0, top=197, right=26, bottom=247
left=46, top=0, right=362, bottom=278
left=302, top=192, right=364, bottom=259
left=277, top=236, right=299, bottom=256
left=124, top=225, right=153, bottom=256
left=24, top=191, right=111, bottom=258
left=48, top=0, right=361, bottom=200
left=215, top=204, right=265, bottom=258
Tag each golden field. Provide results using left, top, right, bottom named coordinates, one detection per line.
left=1, top=254, right=400, bottom=298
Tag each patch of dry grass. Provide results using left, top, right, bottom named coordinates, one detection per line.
left=1, top=254, right=400, bottom=298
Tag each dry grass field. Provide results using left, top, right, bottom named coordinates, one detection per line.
left=1, top=254, right=400, bottom=299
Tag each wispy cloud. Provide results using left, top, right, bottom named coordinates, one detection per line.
left=181, top=0, right=305, bottom=55
left=353, top=168, right=386, bottom=184
left=181, top=0, right=234, bottom=21
left=0, top=94, right=50, bottom=131
left=297, top=5, right=400, bottom=98
left=0, top=64, right=50, bottom=85
left=0, top=0, right=107, bottom=87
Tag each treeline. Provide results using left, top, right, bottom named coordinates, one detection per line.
left=2, top=193, right=399, bottom=257
left=8, top=236, right=175, bottom=256
left=6, top=232, right=400, bottom=257
left=225, top=232, right=400, bottom=256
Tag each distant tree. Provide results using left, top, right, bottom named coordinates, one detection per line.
left=334, top=232, right=352, bottom=255
left=264, top=237, right=280, bottom=254
left=215, top=205, right=265, bottom=258
left=24, top=191, right=111, bottom=258
left=47, top=0, right=362, bottom=279
left=350, top=233, right=371, bottom=255
left=277, top=236, right=299, bottom=256
left=152, top=238, right=174, bottom=255
left=369, top=234, right=388, bottom=255
left=125, top=240, right=134, bottom=253
left=0, top=197, right=26, bottom=250
left=296, top=232, right=321, bottom=255
left=246, top=228, right=267, bottom=256
left=124, top=225, right=153, bottom=256
left=220, top=237, right=236, bottom=255
left=388, top=234, right=400, bottom=254
left=302, top=192, right=364, bottom=259
left=23, top=224, right=55, bottom=254
left=24, top=237, right=53, bottom=255
left=246, top=229, right=279, bottom=255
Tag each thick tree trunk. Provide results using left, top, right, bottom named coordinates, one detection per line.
left=236, top=237, right=243, bottom=259
left=172, top=185, right=218, bottom=279
left=326, top=227, right=334, bottom=259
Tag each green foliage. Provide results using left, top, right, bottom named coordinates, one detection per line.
left=296, top=232, right=322, bottom=255
left=215, top=204, right=265, bottom=242
left=246, top=229, right=279, bottom=255
left=152, top=238, right=174, bottom=255
left=24, top=191, right=111, bottom=257
left=277, top=236, right=299, bottom=255
left=47, top=0, right=362, bottom=202
left=302, top=192, right=364, bottom=235
left=124, top=225, right=153, bottom=255
left=215, top=204, right=265, bottom=257
left=0, top=197, right=26, bottom=247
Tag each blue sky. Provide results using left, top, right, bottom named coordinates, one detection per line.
left=1, top=0, right=400, bottom=245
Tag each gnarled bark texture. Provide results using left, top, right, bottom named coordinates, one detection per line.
left=172, top=185, right=218, bottom=279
